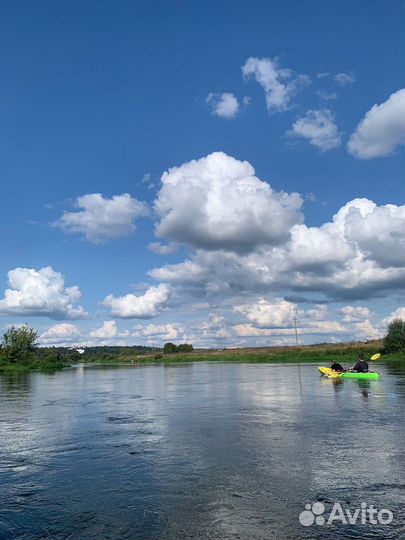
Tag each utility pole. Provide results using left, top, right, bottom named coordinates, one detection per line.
left=293, top=311, right=299, bottom=347
left=219, top=323, right=223, bottom=350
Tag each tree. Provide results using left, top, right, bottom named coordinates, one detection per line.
left=35, top=348, right=63, bottom=366
left=383, top=319, right=405, bottom=353
left=1, top=325, right=38, bottom=364
left=177, top=343, right=194, bottom=353
left=163, top=342, right=178, bottom=354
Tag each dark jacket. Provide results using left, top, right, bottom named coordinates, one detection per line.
left=352, top=360, right=369, bottom=372
left=331, top=362, right=344, bottom=371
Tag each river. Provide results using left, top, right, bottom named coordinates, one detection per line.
left=0, top=362, right=404, bottom=539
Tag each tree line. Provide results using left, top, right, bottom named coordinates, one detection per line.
left=163, top=342, right=194, bottom=354
left=0, top=321, right=403, bottom=370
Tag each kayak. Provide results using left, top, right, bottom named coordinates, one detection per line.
left=318, top=366, right=380, bottom=380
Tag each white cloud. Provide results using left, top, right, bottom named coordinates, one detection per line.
left=242, top=56, right=310, bottom=113
left=288, top=109, right=341, bottom=151
left=150, top=197, right=404, bottom=301
left=334, top=73, right=355, bottom=85
left=317, top=91, right=338, bottom=101
left=39, top=323, right=81, bottom=345
left=198, top=313, right=230, bottom=340
left=141, top=173, right=158, bottom=191
left=347, top=89, right=405, bottom=159
left=206, top=93, right=240, bottom=119
left=342, top=201, right=405, bottom=268
left=103, top=284, right=171, bottom=319
left=352, top=319, right=382, bottom=340
left=55, top=193, right=149, bottom=243
left=154, top=152, right=303, bottom=253
left=147, top=242, right=178, bottom=255
left=89, top=321, right=121, bottom=339
left=234, top=298, right=296, bottom=328
left=380, top=307, right=405, bottom=328
left=340, top=306, right=371, bottom=323
left=233, top=320, right=346, bottom=338
left=0, top=267, right=87, bottom=319
left=233, top=299, right=341, bottom=337
left=132, top=323, right=183, bottom=342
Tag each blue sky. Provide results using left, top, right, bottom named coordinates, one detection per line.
left=0, top=0, right=404, bottom=347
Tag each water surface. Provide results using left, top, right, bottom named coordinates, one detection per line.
left=0, top=362, right=404, bottom=539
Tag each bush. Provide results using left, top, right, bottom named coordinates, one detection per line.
left=383, top=319, right=405, bottom=353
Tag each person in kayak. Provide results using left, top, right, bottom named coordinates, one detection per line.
left=330, top=359, right=345, bottom=372
left=351, top=354, right=369, bottom=372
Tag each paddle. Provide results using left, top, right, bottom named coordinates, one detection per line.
left=321, top=354, right=381, bottom=378
left=344, top=353, right=381, bottom=374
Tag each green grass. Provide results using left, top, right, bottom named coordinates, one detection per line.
left=2, top=341, right=402, bottom=371
left=84, top=341, right=404, bottom=366
left=0, top=360, right=66, bottom=373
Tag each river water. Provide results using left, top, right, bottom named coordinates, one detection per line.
left=0, top=362, right=404, bottom=540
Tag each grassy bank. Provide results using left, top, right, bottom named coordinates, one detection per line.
left=2, top=340, right=402, bottom=372
left=87, top=340, right=404, bottom=365
left=0, top=360, right=66, bottom=373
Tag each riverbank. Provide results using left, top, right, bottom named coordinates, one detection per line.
left=84, top=341, right=404, bottom=366
left=1, top=341, right=403, bottom=372
left=0, top=359, right=66, bottom=373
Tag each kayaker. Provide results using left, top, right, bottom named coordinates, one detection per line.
left=330, top=359, right=345, bottom=372
left=351, top=354, right=369, bottom=373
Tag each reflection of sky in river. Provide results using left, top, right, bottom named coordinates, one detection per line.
left=0, top=362, right=404, bottom=539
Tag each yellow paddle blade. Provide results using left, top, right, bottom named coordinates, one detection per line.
left=370, top=353, right=381, bottom=361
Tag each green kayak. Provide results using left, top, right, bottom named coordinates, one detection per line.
left=340, top=371, right=379, bottom=380
left=319, top=367, right=380, bottom=380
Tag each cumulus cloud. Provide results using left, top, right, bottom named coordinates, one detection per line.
left=380, top=307, right=405, bottom=328
left=288, top=109, right=341, bottom=151
left=242, top=56, right=310, bottom=113
left=150, top=196, right=404, bottom=301
left=338, top=305, right=382, bottom=340
left=233, top=299, right=339, bottom=336
left=0, top=267, right=87, bottom=319
left=206, top=93, right=240, bottom=119
left=89, top=321, right=122, bottom=339
left=352, top=319, right=382, bottom=340
left=334, top=73, right=355, bottom=86
left=154, top=152, right=303, bottom=253
left=39, top=323, right=81, bottom=345
left=340, top=306, right=371, bottom=323
left=347, top=89, right=405, bottom=159
left=234, top=298, right=296, bottom=328
left=132, top=323, right=183, bottom=341
left=103, top=284, right=171, bottom=319
left=342, top=201, right=405, bottom=268
left=55, top=193, right=149, bottom=243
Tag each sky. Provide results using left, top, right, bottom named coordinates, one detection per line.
left=0, top=0, right=404, bottom=348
